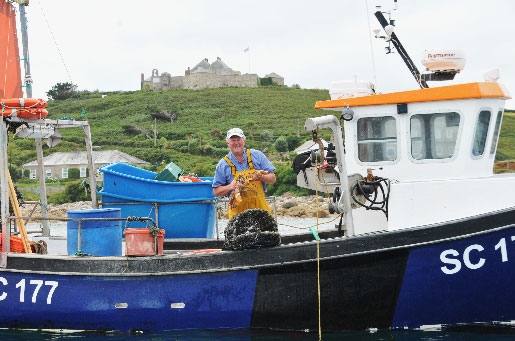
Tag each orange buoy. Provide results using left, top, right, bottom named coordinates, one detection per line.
left=0, top=107, right=48, bottom=119
left=0, top=98, right=47, bottom=108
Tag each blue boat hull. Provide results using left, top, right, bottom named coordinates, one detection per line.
left=1, top=208, right=514, bottom=332
left=0, top=270, right=257, bottom=331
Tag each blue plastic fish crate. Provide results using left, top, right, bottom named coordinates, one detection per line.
left=99, top=163, right=216, bottom=238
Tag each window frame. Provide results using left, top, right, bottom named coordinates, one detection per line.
left=45, top=169, right=52, bottom=179
left=489, top=109, right=504, bottom=158
left=470, top=108, right=492, bottom=159
left=408, top=109, right=463, bottom=164
left=29, top=168, right=36, bottom=179
left=354, top=114, right=400, bottom=165
left=62, top=167, right=69, bottom=179
left=80, top=166, right=87, bottom=178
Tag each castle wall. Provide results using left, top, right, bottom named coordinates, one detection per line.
left=141, top=71, right=259, bottom=91
left=270, top=77, right=284, bottom=85
left=183, top=73, right=258, bottom=89
left=169, top=76, right=184, bottom=89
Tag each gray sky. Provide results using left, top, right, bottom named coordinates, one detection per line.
left=17, top=0, right=515, bottom=108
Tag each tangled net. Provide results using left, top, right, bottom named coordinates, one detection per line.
left=223, top=209, right=281, bottom=251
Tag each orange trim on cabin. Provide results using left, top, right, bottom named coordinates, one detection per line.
left=315, top=82, right=511, bottom=109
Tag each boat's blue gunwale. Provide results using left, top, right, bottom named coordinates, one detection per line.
left=3, top=222, right=514, bottom=277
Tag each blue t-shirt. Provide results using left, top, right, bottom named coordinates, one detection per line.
left=212, top=148, right=275, bottom=192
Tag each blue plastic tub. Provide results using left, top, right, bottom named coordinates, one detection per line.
left=101, top=163, right=214, bottom=202
left=99, top=163, right=215, bottom=239
left=67, top=208, right=122, bottom=256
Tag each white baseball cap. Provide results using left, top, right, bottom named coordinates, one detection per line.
left=226, top=128, right=245, bottom=141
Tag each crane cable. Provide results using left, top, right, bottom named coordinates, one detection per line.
left=35, top=0, right=87, bottom=119
left=36, top=0, right=72, bottom=85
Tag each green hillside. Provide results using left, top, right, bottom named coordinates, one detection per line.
left=7, top=87, right=330, bottom=184
left=497, top=111, right=515, bottom=161
left=7, top=87, right=515, bottom=187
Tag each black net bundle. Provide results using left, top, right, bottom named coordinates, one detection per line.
left=223, top=209, right=281, bottom=251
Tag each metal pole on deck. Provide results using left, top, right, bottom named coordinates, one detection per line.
left=1, top=122, right=10, bottom=267
left=18, top=2, right=32, bottom=94
left=83, top=124, right=98, bottom=208
left=304, top=115, right=355, bottom=236
left=35, top=139, right=50, bottom=236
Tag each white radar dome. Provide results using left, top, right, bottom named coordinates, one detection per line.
left=421, top=50, right=466, bottom=73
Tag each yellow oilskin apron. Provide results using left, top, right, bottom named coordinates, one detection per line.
left=224, top=149, right=271, bottom=219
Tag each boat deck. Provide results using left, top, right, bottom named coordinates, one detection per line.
left=28, top=227, right=349, bottom=257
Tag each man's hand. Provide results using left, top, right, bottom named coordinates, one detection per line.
left=251, top=171, right=276, bottom=184
left=227, top=180, right=237, bottom=191
left=213, top=180, right=237, bottom=197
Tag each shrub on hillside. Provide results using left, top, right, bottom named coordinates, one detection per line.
left=9, top=166, right=21, bottom=182
left=286, top=135, right=302, bottom=151
left=48, top=181, right=89, bottom=204
left=46, top=82, right=78, bottom=101
left=68, top=168, right=80, bottom=179
left=260, top=130, right=271, bottom=142
left=210, top=128, right=222, bottom=140
left=188, top=139, right=200, bottom=153
left=274, top=137, right=288, bottom=153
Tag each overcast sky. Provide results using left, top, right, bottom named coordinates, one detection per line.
left=15, top=0, right=515, bottom=108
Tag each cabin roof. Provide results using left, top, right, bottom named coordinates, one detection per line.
left=315, top=82, right=511, bottom=109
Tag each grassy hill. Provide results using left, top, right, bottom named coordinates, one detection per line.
left=6, top=87, right=515, bottom=188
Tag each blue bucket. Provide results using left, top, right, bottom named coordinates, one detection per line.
left=67, top=208, right=122, bottom=256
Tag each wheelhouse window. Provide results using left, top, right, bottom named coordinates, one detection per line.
left=489, top=110, right=503, bottom=156
left=410, top=112, right=460, bottom=160
left=357, top=116, right=397, bottom=162
left=472, top=110, right=491, bottom=157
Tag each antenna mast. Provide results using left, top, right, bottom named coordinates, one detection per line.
left=374, top=9, right=428, bottom=89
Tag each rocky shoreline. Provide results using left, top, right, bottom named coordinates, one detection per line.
left=20, top=192, right=338, bottom=219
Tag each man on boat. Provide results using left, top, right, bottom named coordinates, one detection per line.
left=212, top=128, right=276, bottom=219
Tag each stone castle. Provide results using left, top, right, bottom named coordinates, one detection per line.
left=141, top=57, right=283, bottom=91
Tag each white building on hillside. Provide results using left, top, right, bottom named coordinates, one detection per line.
left=22, top=150, right=149, bottom=181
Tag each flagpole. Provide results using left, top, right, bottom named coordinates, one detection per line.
left=244, top=47, right=250, bottom=74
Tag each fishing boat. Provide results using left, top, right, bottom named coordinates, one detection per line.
left=1, top=0, right=515, bottom=333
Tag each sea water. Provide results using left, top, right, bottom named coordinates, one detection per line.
left=15, top=220, right=515, bottom=340
left=0, top=328, right=514, bottom=340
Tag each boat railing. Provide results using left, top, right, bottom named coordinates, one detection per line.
left=7, top=215, right=157, bottom=255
